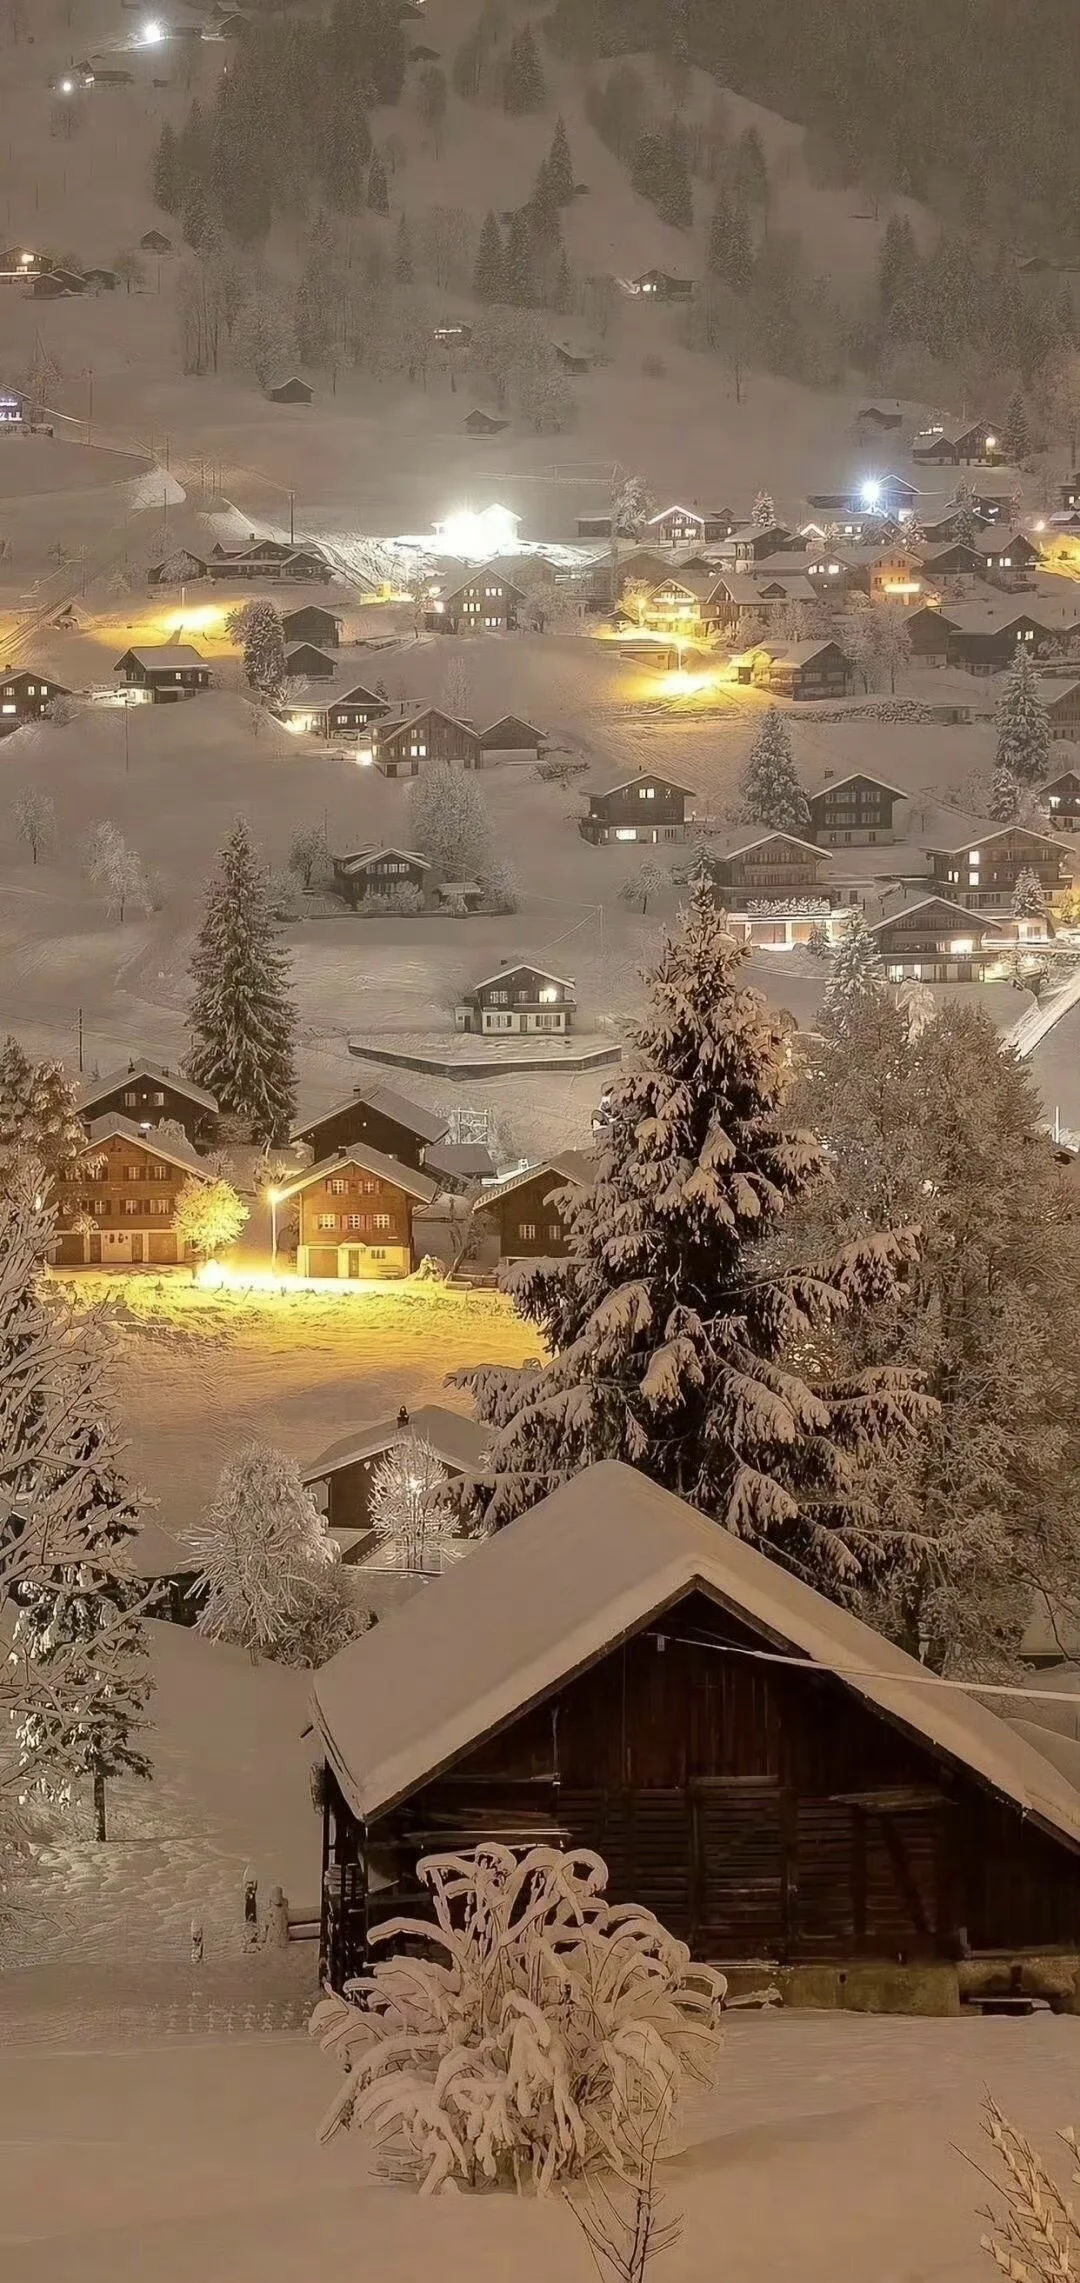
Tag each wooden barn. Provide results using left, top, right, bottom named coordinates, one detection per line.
left=373, top=708, right=482, bottom=778
left=292, top=1083, right=447, bottom=1169
left=474, top=1150, right=593, bottom=1260
left=76, top=1058, right=218, bottom=1146
left=313, top=1462, right=1080, bottom=1994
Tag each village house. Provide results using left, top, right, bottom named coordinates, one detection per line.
left=113, top=645, right=211, bottom=700
left=912, top=419, right=1003, bottom=466
left=0, top=247, right=45, bottom=283
left=478, top=715, right=546, bottom=762
left=867, top=897, right=1010, bottom=983
left=373, top=708, right=482, bottom=777
left=926, top=824, right=1075, bottom=913
left=856, top=401, right=904, bottom=438
left=207, top=537, right=329, bottom=581
left=76, top=1059, right=217, bottom=1146
left=292, top=1084, right=447, bottom=1170
left=736, top=640, right=854, bottom=701
left=708, top=571, right=819, bottom=635
left=945, top=609, right=1054, bottom=674
left=977, top=529, right=1042, bottom=581
left=627, top=269, right=694, bottom=300
left=32, top=266, right=84, bottom=299
left=807, top=475, right=917, bottom=521
left=267, top=376, right=313, bottom=404
left=580, top=770, right=695, bottom=845
left=281, top=605, right=343, bottom=647
left=275, top=678, right=389, bottom=739
left=607, top=548, right=683, bottom=602
left=426, top=565, right=524, bottom=634
left=280, top=1144, right=438, bottom=1281
left=463, top=408, right=508, bottom=436
left=283, top=642, right=336, bottom=680
left=302, top=1404, right=491, bottom=1558
left=140, top=229, right=171, bottom=254
left=711, top=521, right=798, bottom=567
left=835, top=543, right=928, bottom=604
left=455, top=960, right=576, bottom=1036
left=638, top=568, right=724, bottom=633
left=146, top=549, right=213, bottom=586
left=331, top=846, right=432, bottom=909
left=645, top=504, right=735, bottom=548
left=0, top=664, right=72, bottom=731
left=433, top=322, right=473, bottom=348
left=971, top=476, right=1023, bottom=524
left=52, top=1118, right=212, bottom=1268
left=0, top=387, right=26, bottom=431
left=917, top=542, right=986, bottom=583
left=807, top=772, right=907, bottom=846
left=476, top=1151, right=593, bottom=1262
left=1038, top=682, right=1080, bottom=742
left=904, top=605, right=959, bottom=664
left=312, top=1459, right=1080, bottom=1990
left=1040, top=766, right=1080, bottom=827
left=709, top=830, right=833, bottom=901
left=554, top=343, right=591, bottom=376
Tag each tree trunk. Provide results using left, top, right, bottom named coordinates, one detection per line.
left=93, top=1767, right=107, bottom=1842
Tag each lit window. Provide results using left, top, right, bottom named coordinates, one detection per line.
left=345, top=1214, right=366, bottom=1232
left=123, top=1199, right=140, bottom=1217
left=546, top=1224, right=562, bottom=1240
left=328, top=1177, right=348, bottom=1195
left=1, top=705, right=15, bottom=716
left=317, top=1213, right=337, bottom=1230
left=372, top=1213, right=391, bottom=1231
left=123, top=1090, right=137, bottom=1106
left=615, top=828, right=636, bottom=841
left=519, top=1223, right=537, bottom=1240
left=538, top=986, right=559, bottom=1003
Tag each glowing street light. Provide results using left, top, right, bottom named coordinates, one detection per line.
left=141, top=20, right=166, bottom=44
left=860, top=479, right=882, bottom=510
left=433, top=504, right=521, bottom=559
left=266, top=1186, right=283, bottom=1268
left=60, top=78, right=74, bottom=93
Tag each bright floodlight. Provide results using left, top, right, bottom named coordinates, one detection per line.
left=860, top=479, right=882, bottom=509
left=434, top=504, right=521, bottom=559
left=60, top=78, right=73, bottom=92
left=141, top=19, right=165, bottom=42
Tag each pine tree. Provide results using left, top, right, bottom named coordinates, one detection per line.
left=951, top=479, right=979, bottom=545
left=367, top=154, right=390, bottom=215
left=752, top=489, right=776, bottom=528
left=988, top=761, right=1021, bottom=823
left=473, top=211, right=505, bottom=304
left=393, top=215, right=414, bottom=284
left=545, top=115, right=575, bottom=202
left=186, top=820, right=297, bottom=1144
left=0, top=1038, right=84, bottom=1196
left=553, top=249, right=574, bottom=312
left=739, top=707, right=809, bottom=831
left=996, top=646, right=1051, bottom=786
left=458, top=879, right=929, bottom=1583
left=708, top=184, right=753, bottom=293
left=151, top=119, right=183, bottom=215
left=614, top=471, right=654, bottom=535
left=877, top=213, right=919, bottom=331
left=1001, top=389, right=1030, bottom=466
left=733, top=124, right=769, bottom=211
left=408, top=765, right=493, bottom=879
left=0, top=1174, right=151, bottom=1838
left=232, top=598, right=287, bottom=699
left=503, top=23, right=546, bottom=113
left=1012, top=866, right=1045, bottom=921
left=820, top=911, right=883, bottom=1024
left=186, top=1444, right=362, bottom=1664
left=503, top=207, right=537, bottom=307
left=368, top=1433, right=460, bottom=1572
left=654, top=116, right=693, bottom=230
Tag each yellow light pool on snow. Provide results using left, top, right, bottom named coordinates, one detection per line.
left=433, top=504, right=520, bottom=558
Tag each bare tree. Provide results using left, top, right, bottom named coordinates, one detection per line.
left=14, top=789, right=55, bottom=865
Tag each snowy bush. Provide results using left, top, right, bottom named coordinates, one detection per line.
left=360, top=883, right=426, bottom=916
left=976, top=2097, right=1080, bottom=2278
left=367, top=1433, right=464, bottom=1571
left=311, top=1843, right=727, bottom=2194
left=186, top=1443, right=367, bottom=1666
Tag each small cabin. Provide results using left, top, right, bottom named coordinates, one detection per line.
left=710, top=831, right=831, bottom=898
left=373, top=708, right=482, bottom=778
left=284, top=642, right=336, bottom=680
left=478, top=715, right=546, bottom=761
left=455, top=961, right=575, bottom=1037
left=33, top=267, right=84, bottom=298
left=645, top=504, right=733, bottom=548
left=581, top=771, right=694, bottom=845
left=807, top=773, right=906, bottom=847
left=912, top=420, right=1003, bottom=467
left=977, top=530, right=1042, bottom=579
left=282, top=605, right=342, bottom=648
left=0, top=389, right=25, bottom=431
left=330, top=846, right=432, bottom=910
left=113, top=645, right=210, bottom=700
left=267, top=376, right=313, bottom=404
left=946, top=613, right=1053, bottom=674
left=856, top=402, right=904, bottom=437
left=477, top=1152, right=593, bottom=1261
left=754, top=641, right=853, bottom=701
left=868, top=897, right=1010, bottom=983
left=53, top=1119, right=212, bottom=1267
left=292, top=1084, right=446, bottom=1169
left=281, top=1144, right=438, bottom=1281
left=140, top=229, right=172, bottom=253
left=905, top=606, right=958, bottom=664
left=0, top=665, right=72, bottom=730
left=629, top=269, right=693, bottom=300
left=277, top=679, right=389, bottom=739
left=76, top=1059, right=217, bottom=1146
left=554, top=343, right=591, bottom=375
left=464, top=408, right=508, bottom=436
left=303, top=1403, right=490, bottom=1553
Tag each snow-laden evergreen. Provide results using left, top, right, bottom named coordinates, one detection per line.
left=230, top=600, right=287, bottom=701
left=407, top=763, right=493, bottom=880
left=367, top=1433, right=462, bottom=1572
left=738, top=707, right=810, bottom=832
left=459, top=880, right=930, bottom=1586
left=995, top=648, right=1051, bottom=786
left=988, top=760, right=1021, bottom=823
left=820, top=910, right=884, bottom=1024
left=186, top=819, right=297, bottom=1143
left=752, top=489, right=776, bottom=527
left=186, top=1443, right=365, bottom=1664
left=1012, top=866, right=1045, bottom=920
left=0, top=1172, right=151, bottom=1836
left=311, top=1842, right=727, bottom=2194
left=0, top=1037, right=84, bottom=1194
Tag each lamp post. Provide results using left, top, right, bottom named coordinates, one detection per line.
left=267, top=1187, right=282, bottom=1270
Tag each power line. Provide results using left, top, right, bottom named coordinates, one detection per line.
left=657, top=1630, right=1080, bottom=1704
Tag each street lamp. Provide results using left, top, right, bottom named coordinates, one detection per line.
left=266, top=1186, right=283, bottom=1269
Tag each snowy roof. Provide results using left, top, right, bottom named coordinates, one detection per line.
left=303, top=1403, right=491, bottom=1485
left=312, top=1460, right=1080, bottom=1846
left=866, top=896, right=1009, bottom=935
left=809, top=771, right=908, bottom=800
left=474, top=1151, right=594, bottom=1210
left=645, top=569, right=721, bottom=602
left=439, top=562, right=527, bottom=603
left=594, top=770, right=696, bottom=799
left=278, top=1141, right=438, bottom=1205
left=724, top=829, right=826, bottom=861
left=424, top=1139, right=497, bottom=1181
left=467, top=961, right=576, bottom=993
left=77, top=1060, right=219, bottom=1114
left=113, top=645, right=207, bottom=670
left=976, top=528, right=1037, bottom=553
left=765, top=641, right=847, bottom=667
left=332, top=846, right=431, bottom=874
left=285, top=678, right=385, bottom=710
left=713, top=573, right=818, bottom=604
left=944, top=604, right=1056, bottom=635
left=82, top=1116, right=209, bottom=1176
left=927, top=823, right=1066, bottom=857
left=292, top=1084, right=447, bottom=1146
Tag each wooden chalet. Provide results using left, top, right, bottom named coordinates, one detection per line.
left=53, top=1117, right=212, bottom=1267
left=918, top=542, right=985, bottom=581
left=629, top=269, right=693, bottom=300
left=313, top=1460, right=1080, bottom=1992
left=427, top=565, right=524, bottom=634
left=140, top=229, right=171, bottom=253
left=554, top=343, right=591, bottom=375
left=478, top=715, right=546, bottom=761
left=1039, top=684, right=1080, bottom=744
left=912, top=420, right=1003, bottom=466
left=751, top=640, right=853, bottom=701
left=208, top=537, right=328, bottom=581
left=807, top=773, right=907, bottom=846
left=84, top=268, right=118, bottom=293
left=639, top=569, right=722, bottom=631
left=267, top=376, right=313, bottom=404
left=464, top=408, right=508, bottom=436
left=1041, top=766, right=1080, bottom=827
left=283, top=641, right=336, bottom=679
left=856, top=402, right=904, bottom=437
left=331, top=846, right=432, bottom=909
left=581, top=770, right=694, bottom=845
left=282, top=605, right=342, bottom=647
left=0, top=664, right=72, bottom=731
left=977, top=530, right=1042, bottom=580
left=280, top=1144, right=438, bottom=1281
left=476, top=1151, right=593, bottom=1261
left=0, top=388, right=25, bottom=431
left=927, top=824, right=1075, bottom=913
left=276, top=678, right=389, bottom=739
left=833, top=543, right=927, bottom=604
left=33, top=267, right=84, bottom=298
left=76, top=1059, right=217, bottom=1146
left=867, top=897, right=1010, bottom=983
left=711, top=522, right=798, bottom=567
left=303, top=1403, right=490, bottom=1555
left=807, top=475, right=917, bottom=520
left=972, top=478, right=1023, bottom=525
left=709, top=831, right=832, bottom=900
left=606, top=549, right=682, bottom=603
left=711, top=573, right=819, bottom=635
left=455, top=960, right=575, bottom=1036
left=645, top=504, right=735, bottom=548
left=292, top=1084, right=447, bottom=1170
left=905, top=605, right=958, bottom=663
left=373, top=708, right=482, bottom=778
left=945, top=610, right=1054, bottom=674
left=113, top=645, right=210, bottom=700
left=0, top=247, right=45, bottom=284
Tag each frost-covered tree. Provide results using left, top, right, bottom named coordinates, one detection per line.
left=232, top=290, right=294, bottom=388
left=752, top=489, right=776, bottom=528
left=408, top=764, right=493, bottom=879
left=502, top=23, right=546, bottom=114
left=84, top=822, right=155, bottom=921
left=472, top=211, right=504, bottom=304
left=621, top=859, right=668, bottom=914
left=0, top=1037, right=83, bottom=1196
left=988, top=760, right=1020, bottom=823
left=1001, top=390, right=1031, bottom=466
left=228, top=598, right=287, bottom=701
left=288, top=824, right=331, bottom=889
left=874, top=600, right=912, bottom=694
left=186, top=819, right=297, bottom=1143
left=186, top=1444, right=364, bottom=1665
left=738, top=707, right=810, bottom=832
left=820, top=911, right=883, bottom=1024
left=1012, top=866, right=1045, bottom=921
left=613, top=471, right=654, bottom=536
left=951, top=479, right=980, bottom=546
left=995, top=647, right=1051, bottom=787
left=458, top=879, right=930, bottom=1585
left=311, top=1843, right=726, bottom=2194
left=172, top=1175, right=248, bottom=1268
left=545, top=116, right=575, bottom=202
left=368, top=1433, right=462, bottom=1572
left=14, top=787, right=55, bottom=865
left=0, top=1174, right=151, bottom=1839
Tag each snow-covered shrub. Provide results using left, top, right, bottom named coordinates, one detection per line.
left=360, top=883, right=426, bottom=915
left=367, top=1432, right=464, bottom=1571
left=186, top=1443, right=366, bottom=1666
left=977, top=2096, right=1080, bottom=2278
left=311, top=1842, right=727, bottom=2194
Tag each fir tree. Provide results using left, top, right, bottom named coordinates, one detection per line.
left=186, top=820, right=297, bottom=1143
left=503, top=24, right=546, bottom=114
left=367, top=154, right=390, bottom=215
left=1012, top=866, right=1045, bottom=921
left=752, top=488, right=776, bottom=528
left=1001, top=389, right=1030, bottom=466
left=553, top=249, right=574, bottom=313
left=186, top=1444, right=362, bottom=1664
left=733, top=124, right=769, bottom=211
left=408, top=765, right=493, bottom=879
left=995, top=646, right=1051, bottom=786
left=393, top=215, right=414, bottom=284
left=708, top=184, right=753, bottom=293
left=151, top=119, right=183, bottom=215
left=0, top=1038, right=84, bottom=1196
left=473, top=211, right=505, bottom=304
left=181, top=174, right=210, bottom=252
left=231, top=598, right=287, bottom=700
left=820, top=911, right=883, bottom=1024
left=738, top=707, right=809, bottom=831
left=988, top=761, right=1020, bottom=823
left=503, top=207, right=537, bottom=307
left=877, top=213, right=919, bottom=331
left=951, top=479, right=980, bottom=546
left=458, top=878, right=930, bottom=1585
left=545, top=115, right=575, bottom=203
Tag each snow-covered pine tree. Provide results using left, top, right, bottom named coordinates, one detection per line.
left=1001, top=390, right=1030, bottom=466
left=186, top=819, right=297, bottom=1143
left=951, top=479, right=979, bottom=546
left=614, top=471, right=654, bottom=536
left=473, top=211, right=505, bottom=304
left=738, top=707, right=810, bottom=831
left=186, top=1444, right=364, bottom=1665
left=995, top=646, right=1051, bottom=786
left=0, top=1172, right=151, bottom=1837
left=0, top=1037, right=84, bottom=1195
left=545, top=115, right=574, bottom=202
left=457, top=878, right=931, bottom=1588
left=367, top=1433, right=462, bottom=1572
left=751, top=489, right=776, bottom=528
left=407, top=764, right=494, bottom=880
left=988, top=760, right=1021, bottom=823
left=1012, top=866, right=1045, bottom=920
left=229, top=599, right=287, bottom=700
left=820, top=910, right=883, bottom=1023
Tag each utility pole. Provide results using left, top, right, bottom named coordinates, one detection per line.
left=77, top=1006, right=83, bottom=1074
left=85, top=366, right=93, bottom=445
left=289, top=489, right=295, bottom=546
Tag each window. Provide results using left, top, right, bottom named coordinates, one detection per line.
left=317, top=1213, right=337, bottom=1231
left=489, top=989, right=509, bottom=1004
left=123, top=1199, right=140, bottom=1217
left=372, top=1213, right=392, bottom=1232
left=123, top=1090, right=137, bottom=1107
left=148, top=1165, right=169, bottom=1182
left=152, top=1091, right=165, bottom=1107
left=93, top=1197, right=108, bottom=1216
left=148, top=1197, right=170, bottom=1216
left=518, top=1222, right=537, bottom=1240
left=345, top=1214, right=367, bottom=1232
left=534, top=1014, right=561, bottom=1031
left=26, top=685, right=36, bottom=697
left=1, top=705, right=16, bottom=716
left=125, top=1165, right=143, bottom=1181
left=175, top=670, right=182, bottom=680
left=546, top=1224, right=562, bottom=1240
left=369, top=1248, right=387, bottom=1262
left=638, top=785, right=655, bottom=799
left=361, top=1178, right=377, bottom=1194
left=328, top=1177, right=348, bottom=1195
left=615, top=828, right=637, bottom=841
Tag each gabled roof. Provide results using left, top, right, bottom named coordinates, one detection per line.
left=765, top=640, right=848, bottom=667
left=592, top=770, right=696, bottom=800
left=283, top=677, right=384, bottom=711
left=440, top=561, right=526, bottom=604
left=927, top=823, right=1067, bottom=858
left=278, top=1142, right=438, bottom=1206
left=867, top=896, right=1009, bottom=936
left=0, top=666, right=71, bottom=692
left=375, top=707, right=478, bottom=745
left=467, top=960, right=576, bottom=994
left=292, top=1083, right=446, bottom=1146
left=332, top=845, right=431, bottom=875
left=474, top=1151, right=594, bottom=1210
left=809, top=771, right=907, bottom=801
left=712, top=573, right=818, bottom=605
left=724, top=830, right=826, bottom=861
left=424, top=1139, right=496, bottom=1181
left=114, top=645, right=206, bottom=671
left=303, top=1403, right=490, bottom=1485
left=479, top=715, right=546, bottom=745
left=645, top=569, right=720, bottom=602
left=77, top=1059, right=218, bottom=1114
left=312, top=1459, right=1080, bottom=1844
left=81, top=1116, right=209, bottom=1176
left=647, top=503, right=706, bottom=526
